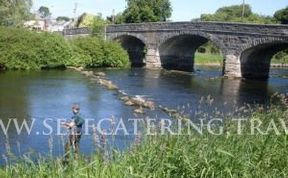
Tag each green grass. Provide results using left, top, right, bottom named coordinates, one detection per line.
left=195, top=52, right=288, bottom=65
left=195, top=53, right=223, bottom=65
left=1, top=101, right=288, bottom=178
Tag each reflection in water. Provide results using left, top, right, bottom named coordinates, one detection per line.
left=0, top=71, right=31, bottom=158
left=0, top=71, right=29, bottom=119
left=220, top=79, right=272, bottom=106
left=105, top=67, right=287, bottom=119
left=0, top=67, right=287, bottom=163
left=106, top=67, right=282, bottom=111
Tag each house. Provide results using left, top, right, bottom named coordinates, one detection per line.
left=47, top=20, right=74, bottom=32
left=24, top=19, right=74, bottom=32
left=24, top=20, right=47, bottom=31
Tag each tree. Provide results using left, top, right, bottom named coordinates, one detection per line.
left=107, top=13, right=125, bottom=24
left=200, top=4, right=275, bottom=24
left=76, top=13, right=105, bottom=28
left=38, top=6, right=51, bottom=19
left=274, top=6, right=288, bottom=24
left=122, top=0, right=172, bottom=23
left=56, top=16, right=70, bottom=22
left=76, top=13, right=106, bottom=38
left=201, top=4, right=251, bottom=22
left=0, top=0, right=33, bottom=26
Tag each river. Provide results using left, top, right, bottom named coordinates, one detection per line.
left=0, top=66, right=287, bottom=163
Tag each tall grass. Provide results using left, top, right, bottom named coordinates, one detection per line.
left=1, top=101, right=288, bottom=178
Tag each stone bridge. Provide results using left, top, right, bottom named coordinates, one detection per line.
left=63, top=22, right=288, bottom=79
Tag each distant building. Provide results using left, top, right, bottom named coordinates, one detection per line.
left=24, top=20, right=47, bottom=31
left=24, top=18, right=74, bottom=32
left=46, top=20, right=74, bottom=32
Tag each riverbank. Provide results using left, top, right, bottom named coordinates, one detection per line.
left=195, top=53, right=288, bottom=67
left=195, top=53, right=223, bottom=65
left=1, top=101, right=287, bottom=177
left=195, top=63, right=288, bottom=68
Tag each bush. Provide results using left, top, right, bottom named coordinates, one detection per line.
left=200, top=4, right=277, bottom=24
left=0, top=27, right=73, bottom=70
left=272, top=50, right=288, bottom=64
left=70, top=37, right=129, bottom=68
left=0, top=27, right=130, bottom=70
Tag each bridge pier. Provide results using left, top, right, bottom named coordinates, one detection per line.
left=145, top=45, right=162, bottom=68
left=223, top=54, right=242, bottom=78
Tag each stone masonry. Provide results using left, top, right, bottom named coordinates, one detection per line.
left=63, top=21, right=288, bottom=79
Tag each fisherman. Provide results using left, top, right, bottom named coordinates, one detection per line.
left=62, top=104, right=85, bottom=160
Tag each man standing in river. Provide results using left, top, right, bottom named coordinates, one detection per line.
left=62, top=104, right=85, bottom=160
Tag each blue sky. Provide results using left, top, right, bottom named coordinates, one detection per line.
left=33, top=0, right=288, bottom=21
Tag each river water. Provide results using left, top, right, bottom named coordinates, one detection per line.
left=0, top=66, right=287, bottom=163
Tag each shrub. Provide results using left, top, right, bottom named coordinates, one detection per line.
left=272, top=50, right=288, bottom=64
left=0, top=27, right=130, bottom=70
left=0, top=27, right=73, bottom=70
left=70, top=37, right=129, bottom=68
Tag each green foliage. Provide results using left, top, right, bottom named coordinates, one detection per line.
left=102, top=41, right=130, bottom=67
left=91, top=15, right=106, bottom=39
left=38, top=6, right=51, bottom=19
left=122, top=0, right=172, bottom=23
left=75, top=13, right=106, bottom=38
left=120, top=108, right=288, bottom=177
left=76, top=13, right=105, bottom=28
left=274, top=6, right=288, bottom=24
left=0, top=0, right=33, bottom=26
left=217, top=4, right=252, bottom=18
left=198, top=41, right=220, bottom=54
left=243, top=14, right=276, bottom=24
left=70, top=37, right=129, bottom=68
left=56, top=16, right=70, bottom=22
left=0, top=27, right=129, bottom=70
left=200, top=4, right=276, bottom=24
left=0, top=27, right=73, bottom=70
left=76, top=13, right=94, bottom=27
left=272, top=49, right=288, bottom=64
left=107, top=13, right=125, bottom=24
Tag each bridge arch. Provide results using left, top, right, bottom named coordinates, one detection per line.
left=240, top=40, right=288, bottom=79
left=158, top=32, right=224, bottom=71
left=110, top=34, right=147, bottom=67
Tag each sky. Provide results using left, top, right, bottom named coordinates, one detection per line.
left=32, top=0, right=288, bottom=21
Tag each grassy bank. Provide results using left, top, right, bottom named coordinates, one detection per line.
left=195, top=52, right=288, bottom=66
left=195, top=52, right=223, bottom=65
left=0, top=27, right=129, bottom=70
left=1, top=100, right=288, bottom=177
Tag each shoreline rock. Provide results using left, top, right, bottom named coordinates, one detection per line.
left=67, top=66, right=84, bottom=72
